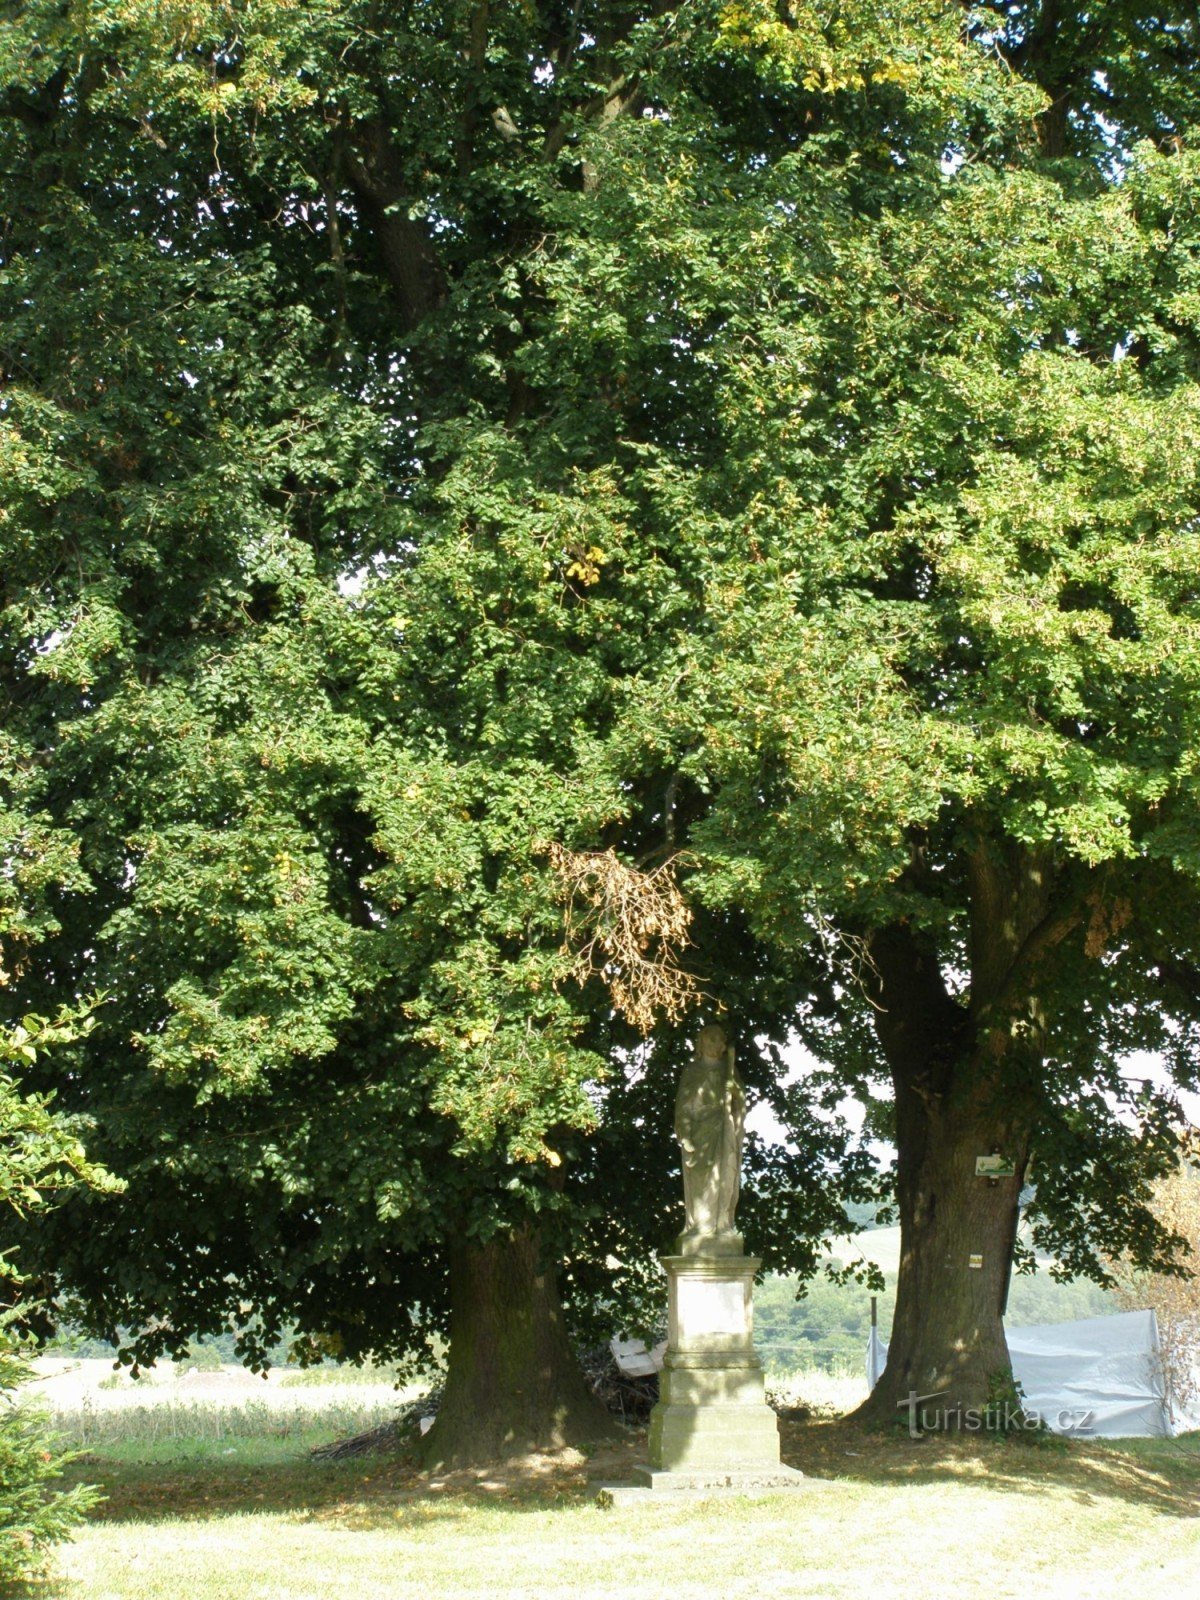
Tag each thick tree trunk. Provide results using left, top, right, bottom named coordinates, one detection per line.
left=420, top=1225, right=616, bottom=1468
left=851, top=843, right=1070, bottom=1430
left=855, top=1076, right=1029, bottom=1427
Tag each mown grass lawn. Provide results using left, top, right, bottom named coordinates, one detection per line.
left=45, top=1418, right=1200, bottom=1600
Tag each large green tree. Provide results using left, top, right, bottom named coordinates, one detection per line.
left=416, top=0, right=1200, bottom=1417
left=1, top=0, right=880, bottom=1463
left=6, top=0, right=1200, bottom=1453
left=602, top=4, right=1200, bottom=1417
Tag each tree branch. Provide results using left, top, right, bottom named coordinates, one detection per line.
left=338, top=118, right=446, bottom=332
left=1, top=65, right=69, bottom=128
left=456, top=0, right=491, bottom=175
left=867, top=922, right=968, bottom=1096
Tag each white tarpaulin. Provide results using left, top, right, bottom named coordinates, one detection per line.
left=865, top=1326, right=888, bottom=1392
left=866, top=1308, right=1173, bottom=1437
left=1007, top=1310, right=1170, bottom=1437
left=610, top=1334, right=667, bottom=1377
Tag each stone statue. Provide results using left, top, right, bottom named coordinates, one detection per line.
left=645, top=1020, right=797, bottom=1487
left=675, top=1022, right=745, bottom=1249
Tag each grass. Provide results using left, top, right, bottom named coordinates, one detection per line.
left=33, top=1377, right=1200, bottom=1600
left=52, top=1398, right=403, bottom=1455
left=276, top=1364, right=407, bottom=1388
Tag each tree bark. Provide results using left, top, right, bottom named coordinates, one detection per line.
left=338, top=118, right=446, bottom=333
left=855, top=1073, right=1030, bottom=1425
left=420, top=1224, right=616, bottom=1467
left=851, top=841, right=1072, bottom=1427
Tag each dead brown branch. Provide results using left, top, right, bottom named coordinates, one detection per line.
left=546, top=843, right=700, bottom=1034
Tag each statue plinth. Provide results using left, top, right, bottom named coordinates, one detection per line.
left=675, top=1228, right=744, bottom=1259
left=639, top=1241, right=802, bottom=1488
left=625, top=1026, right=802, bottom=1493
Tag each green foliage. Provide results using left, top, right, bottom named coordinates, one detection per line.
left=0, top=1312, right=99, bottom=1586
left=756, top=1272, right=893, bottom=1375
left=1006, top=1271, right=1116, bottom=1331
left=173, top=1340, right=224, bottom=1376
left=2, top=0, right=1199, bottom=1393
left=0, top=1010, right=119, bottom=1216
left=0, top=0, right=900, bottom=1372
left=0, top=1011, right=117, bottom=1585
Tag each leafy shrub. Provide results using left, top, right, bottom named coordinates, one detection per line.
left=0, top=1306, right=98, bottom=1586
left=0, top=1007, right=120, bottom=1586
left=173, top=1338, right=224, bottom=1375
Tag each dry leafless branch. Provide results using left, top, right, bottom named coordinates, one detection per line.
left=546, top=843, right=700, bottom=1034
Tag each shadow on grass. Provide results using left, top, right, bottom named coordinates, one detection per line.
left=61, top=1420, right=1200, bottom=1529
left=780, top=1418, right=1200, bottom=1519
left=60, top=1432, right=648, bottom=1528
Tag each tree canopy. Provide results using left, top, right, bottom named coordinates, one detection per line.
left=2, top=0, right=884, bottom=1392
left=3, top=0, right=1200, bottom=1437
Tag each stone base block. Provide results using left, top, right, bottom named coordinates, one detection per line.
left=675, top=1230, right=745, bottom=1258
left=647, top=1399, right=784, bottom=1472
left=634, top=1464, right=805, bottom=1492
left=646, top=1249, right=789, bottom=1475
left=659, top=1362, right=766, bottom=1406
left=592, top=1466, right=805, bottom=1507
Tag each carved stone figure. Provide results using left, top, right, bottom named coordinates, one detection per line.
left=643, top=1024, right=796, bottom=1486
left=675, top=1022, right=745, bottom=1246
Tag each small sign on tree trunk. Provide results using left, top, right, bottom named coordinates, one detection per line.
left=976, top=1154, right=1017, bottom=1178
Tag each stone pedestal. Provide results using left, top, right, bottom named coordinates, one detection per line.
left=636, top=1249, right=802, bottom=1489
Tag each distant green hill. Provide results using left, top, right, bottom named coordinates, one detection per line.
left=756, top=1267, right=1116, bottom=1375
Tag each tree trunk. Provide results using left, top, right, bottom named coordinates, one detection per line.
left=855, top=1073, right=1030, bottom=1427
left=851, top=843, right=1069, bottom=1429
left=420, top=1225, right=616, bottom=1467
